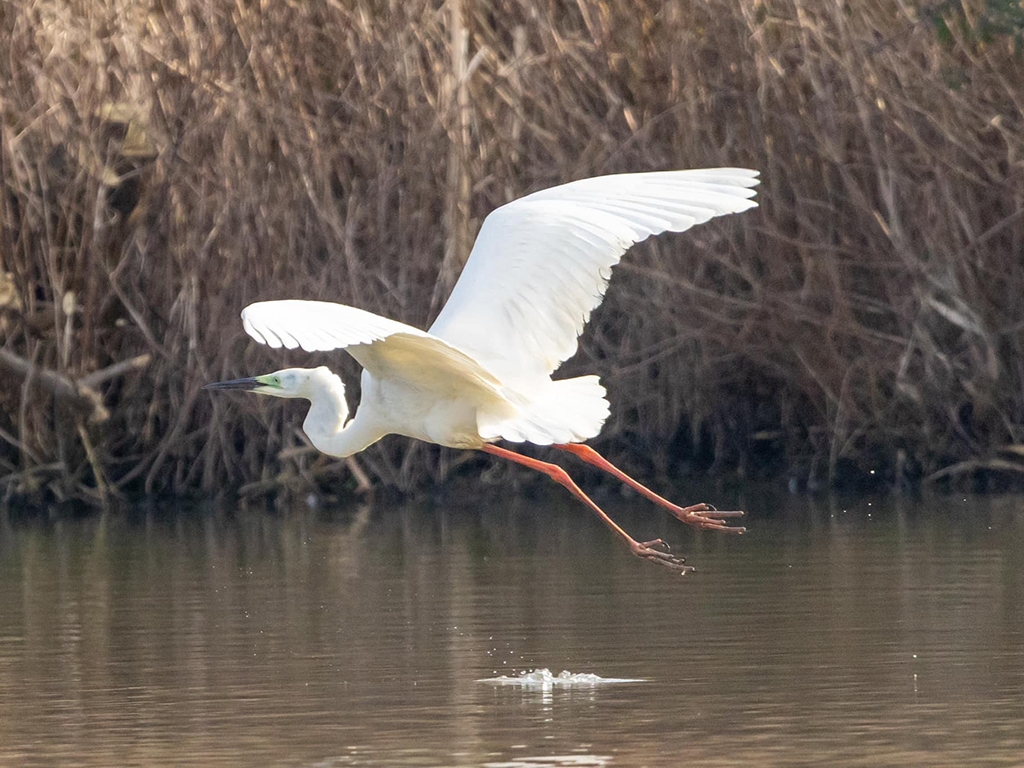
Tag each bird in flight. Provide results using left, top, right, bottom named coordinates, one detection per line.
left=207, top=169, right=758, bottom=573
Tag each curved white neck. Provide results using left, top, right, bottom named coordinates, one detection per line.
left=301, top=374, right=385, bottom=459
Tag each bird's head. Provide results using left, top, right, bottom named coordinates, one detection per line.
left=204, top=366, right=339, bottom=400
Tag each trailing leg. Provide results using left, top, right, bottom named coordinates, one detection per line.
left=481, top=443, right=694, bottom=574
left=555, top=443, right=746, bottom=533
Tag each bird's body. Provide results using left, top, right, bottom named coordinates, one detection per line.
left=208, top=168, right=759, bottom=573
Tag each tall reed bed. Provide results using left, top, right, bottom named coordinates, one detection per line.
left=0, top=0, right=1022, bottom=505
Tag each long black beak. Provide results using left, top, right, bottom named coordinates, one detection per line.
left=203, top=377, right=261, bottom=391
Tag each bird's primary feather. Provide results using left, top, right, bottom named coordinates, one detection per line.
left=427, top=168, right=759, bottom=386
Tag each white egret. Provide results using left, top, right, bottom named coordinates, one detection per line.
left=206, top=169, right=758, bottom=573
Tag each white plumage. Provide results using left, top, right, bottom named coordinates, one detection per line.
left=236, top=169, right=758, bottom=449
left=208, top=168, right=758, bottom=573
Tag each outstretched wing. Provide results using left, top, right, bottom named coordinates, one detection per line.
left=428, top=168, right=759, bottom=385
left=241, top=300, right=504, bottom=396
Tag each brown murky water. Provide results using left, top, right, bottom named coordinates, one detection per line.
left=1, top=489, right=1022, bottom=766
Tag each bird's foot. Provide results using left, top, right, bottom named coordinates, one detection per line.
left=672, top=503, right=746, bottom=534
left=630, top=538, right=695, bottom=574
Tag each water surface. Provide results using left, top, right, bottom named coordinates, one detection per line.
left=1, top=489, right=1022, bottom=766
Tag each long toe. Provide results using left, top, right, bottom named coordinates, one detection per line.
left=631, top=541, right=695, bottom=574
left=639, top=538, right=672, bottom=552
left=677, top=504, right=746, bottom=533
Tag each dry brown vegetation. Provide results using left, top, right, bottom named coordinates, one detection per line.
left=1, top=0, right=1023, bottom=507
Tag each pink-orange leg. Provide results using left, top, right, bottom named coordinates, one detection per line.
left=554, top=443, right=746, bottom=534
left=481, top=444, right=694, bottom=574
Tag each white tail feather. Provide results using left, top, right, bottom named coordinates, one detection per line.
left=479, top=376, right=610, bottom=445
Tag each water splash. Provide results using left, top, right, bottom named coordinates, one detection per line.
left=483, top=756, right=612, bottom=768
left=478, top=668, right=643, bottom=686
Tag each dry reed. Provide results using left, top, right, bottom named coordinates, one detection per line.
left=1, top=0, right=1022, bottom=506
